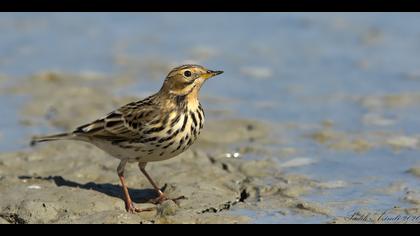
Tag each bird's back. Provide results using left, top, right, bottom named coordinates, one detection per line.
left=72, top=92, right=205, bottom=162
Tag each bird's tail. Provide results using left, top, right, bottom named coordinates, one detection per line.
left=30, top=132, right=74, bottom=146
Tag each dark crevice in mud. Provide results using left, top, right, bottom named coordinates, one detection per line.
left=221, top=163, right=230, bottom=172
left=199, top=153, right=254, bottom=214
left=207, top=155, right=216, bottom=164
left=239, top=189, right=250, bottom=202
left=200, top=201, right=236, bottom=214
left=0, top=213, right=27, bottom=224
left=139, top=220, right=155, bottom=224
left=200, top=183, right=251, bottom=214
left=206, top=154, right=230, bottom=173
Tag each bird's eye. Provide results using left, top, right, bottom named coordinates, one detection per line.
left=184, top=70, right=192, bottom=77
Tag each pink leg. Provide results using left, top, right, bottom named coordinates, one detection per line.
left=138, top=162, right=186, bottom=204
left=118, top=160, right=152, bottom=213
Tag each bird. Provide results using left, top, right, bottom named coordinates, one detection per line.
left=31, top=64, right=223, bottom=213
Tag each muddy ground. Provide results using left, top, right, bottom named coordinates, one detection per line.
left=1, top=13, right=420, bottom=224
left=1, top=72, right=419, bottom=224
left=0, top=72, right=339, bottom=224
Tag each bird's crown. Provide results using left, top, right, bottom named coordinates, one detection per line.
left=160, top=64, right=223, bottom=97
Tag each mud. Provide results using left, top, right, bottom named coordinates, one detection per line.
left=0, top=72, right=330, bottom=224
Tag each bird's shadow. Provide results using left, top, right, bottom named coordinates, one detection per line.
left=18, top=175, right=164, bottom=204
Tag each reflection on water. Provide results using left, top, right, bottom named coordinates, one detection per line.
left=0, top=13, right=419, bottom=223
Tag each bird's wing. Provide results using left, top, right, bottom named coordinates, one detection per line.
left=73, top=99, right=162, bottom=141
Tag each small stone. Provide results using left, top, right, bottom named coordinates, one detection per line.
left=27, top=185, right=42, bottom=190
left=17, top=200, right=59, bottom=223
left=157, top=201, right=178, bottom=217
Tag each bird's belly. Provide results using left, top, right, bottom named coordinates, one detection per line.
left=91, top=134, right=198, bottom=163
left=91, top=112, right=204, bottom=163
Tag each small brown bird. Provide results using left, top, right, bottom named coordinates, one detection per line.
left=31, top=64, right=223, bottom=213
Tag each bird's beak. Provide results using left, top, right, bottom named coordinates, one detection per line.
left=202, top=70, right=224, bottom=79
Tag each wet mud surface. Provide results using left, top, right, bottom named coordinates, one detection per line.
left=1, top=13, right=420, bottom=224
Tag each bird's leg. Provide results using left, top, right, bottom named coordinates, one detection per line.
left=138, top=162, right=186, bottom=204
left=118, top=160, right=149, bottom=213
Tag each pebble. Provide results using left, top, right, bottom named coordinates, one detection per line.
left=224, top=152, right=241, bottom=159
left=27, top=185, right=42, bottom=190
left=157, top=201, right=178, bottom=217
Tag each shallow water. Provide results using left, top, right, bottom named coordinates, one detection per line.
left=0, top=13, right=419, bottom=223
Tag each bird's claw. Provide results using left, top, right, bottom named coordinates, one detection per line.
left=125, top=202, right=154, bottom=213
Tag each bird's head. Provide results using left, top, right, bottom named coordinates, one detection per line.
left=160, top=64, right=223, bottom=97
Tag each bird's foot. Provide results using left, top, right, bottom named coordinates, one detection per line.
left=125, top=202, right=154, bottom=213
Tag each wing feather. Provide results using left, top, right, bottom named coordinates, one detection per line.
left=73, top=96, right=162, bottom=141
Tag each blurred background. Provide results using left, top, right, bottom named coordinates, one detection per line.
left=0, top=13, right=419, bottom=223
